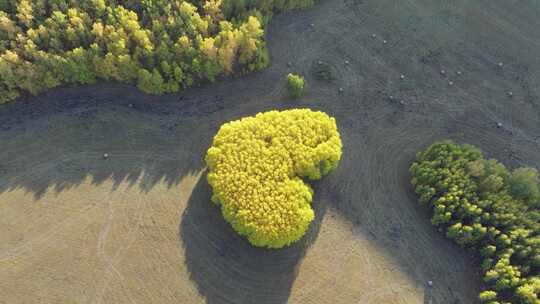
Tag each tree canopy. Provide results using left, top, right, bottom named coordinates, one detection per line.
left=0, top=0, right=313, bottom=103
left=287, top=73, right=305, bottom=98
left=205, top=109, right=342, bottom=248
left=410, top=141, right=540, bottom=304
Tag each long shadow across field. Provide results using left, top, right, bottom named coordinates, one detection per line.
left=180, top=174, right=330, bottom=304
left=0, top=87, right=213, bottom=199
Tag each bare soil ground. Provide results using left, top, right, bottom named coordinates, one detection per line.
left=1, top=0, right=540, bottom=303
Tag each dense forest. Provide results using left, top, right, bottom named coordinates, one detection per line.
left=0, top=0, right=313, bottom=103
left=410, top=141, right=539, bottom=304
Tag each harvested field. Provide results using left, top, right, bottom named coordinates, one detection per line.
left=1, top=0, right=540, bottom=303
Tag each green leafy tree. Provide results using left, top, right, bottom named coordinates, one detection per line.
left=509, top=167, right=540, bottom=207
left=410, top=140, right=540, bottom=304
left=287, top=73, right=304, bottom=98
left=137, top=68, right=164, bottom=94
left=479, top=290, right=497, bottom=303
left=515, top=278, right=540, bottom=304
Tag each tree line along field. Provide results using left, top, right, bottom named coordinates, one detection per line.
left=0, top=0, right=312, bottom=103
left=411, top=141, right=540, bottom=304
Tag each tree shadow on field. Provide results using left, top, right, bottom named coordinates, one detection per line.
left=180, top=173, right=329, bottom=304
left=0, top=85, right=218, bottom=199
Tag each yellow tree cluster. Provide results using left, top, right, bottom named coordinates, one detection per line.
left=205, top=109, right=343, bottom=248
left=0, top=0, right=292, bottom=103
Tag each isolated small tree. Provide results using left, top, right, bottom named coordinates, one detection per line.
left=287, top=73, right=304, bottom=98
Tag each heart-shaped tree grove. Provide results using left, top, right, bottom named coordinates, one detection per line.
left=205, top=109, right=342, bottom=248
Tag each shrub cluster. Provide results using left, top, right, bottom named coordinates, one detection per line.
left=286, top=73, right=304, bottom=98
left=0, top=0, right=313, bottom=103
left=205, top=109, right=342, bottom=248
left=410, top=140, right=540, bottom=304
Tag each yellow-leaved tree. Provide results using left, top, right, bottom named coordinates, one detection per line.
left=205, top=109, right=343, bottom=248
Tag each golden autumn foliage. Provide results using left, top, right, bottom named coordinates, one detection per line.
left=205, top=109, right=342, bottom=248
left=0, top=0, right=316, bottom=103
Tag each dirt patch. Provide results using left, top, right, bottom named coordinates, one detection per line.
left=1, top=0, right=540, bottom=303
